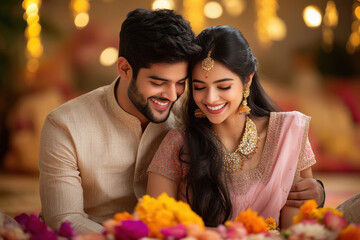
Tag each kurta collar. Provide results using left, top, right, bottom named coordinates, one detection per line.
left=105, top=77, right=142, bottom=125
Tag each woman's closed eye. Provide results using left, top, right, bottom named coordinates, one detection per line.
left=218, top=86, right=231, bottom=90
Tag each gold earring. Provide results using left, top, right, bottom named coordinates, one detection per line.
left=237, top=87, right=251, bottom=115
left=194, top=108, right=206, bottom=118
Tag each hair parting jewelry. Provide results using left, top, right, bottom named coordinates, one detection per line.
left=201, top=45, right=215, bottom=77
left=222, top=116, right=258, bottom=173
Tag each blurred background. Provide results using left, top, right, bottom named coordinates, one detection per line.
left=0, top=0, right=359, bottom=217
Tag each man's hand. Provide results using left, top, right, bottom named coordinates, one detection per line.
left=286, top=177, right=325, bottom=208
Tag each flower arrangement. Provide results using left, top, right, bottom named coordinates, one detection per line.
left=1, top=196, right=360, bottom=240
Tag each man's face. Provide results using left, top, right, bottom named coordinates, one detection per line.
left=128, top=61, right=188, bottom=123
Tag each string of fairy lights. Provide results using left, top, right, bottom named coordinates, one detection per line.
left=22, top=0, right=43, bottom=73
left=22, top=0, right=360, bottom=73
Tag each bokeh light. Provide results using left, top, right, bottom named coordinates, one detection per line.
left=152, top=0, right=174, bottom=10
left=100, top=47, right=119, bottom=66
left=26, top=59, right=40, bottom=73
left=303, top=6, right=322, bottom=28
left=222, top=0, right=245, bottom=16
left=74, top=12, right=89, bottom=28
left=204, top=1, right=223, bottom=19
left=267, top=17, right=286, bottom=41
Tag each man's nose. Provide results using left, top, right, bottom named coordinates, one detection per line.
left=162, top=84, right=178, bottom=102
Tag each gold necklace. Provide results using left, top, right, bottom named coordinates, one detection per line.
left=223, top=116, right=259, bottom=174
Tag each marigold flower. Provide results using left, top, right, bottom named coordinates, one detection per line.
left=114, top=212, right=134, bottom=222
left=337, top=224, right=360, bottom=240
left=293, top=200, right=345, bottom=226
left=135, top=193, right=204, bottom=239
left=265, top=217, right=278, bottom=231
left=300, top=200, right=318, bottom=218
left=234, top=209, right=268, bottom=234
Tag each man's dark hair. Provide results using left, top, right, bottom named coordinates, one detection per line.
left=119, top=8, right=200, bottom=79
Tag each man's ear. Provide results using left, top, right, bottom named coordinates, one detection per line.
left=117, top=57, right=133, bottom=80
left=246, top=72, right=255, bottom=88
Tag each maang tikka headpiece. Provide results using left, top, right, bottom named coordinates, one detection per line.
left=201, top=45, right=215, bottom=78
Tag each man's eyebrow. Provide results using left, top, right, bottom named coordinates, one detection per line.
left=193, top=78, right=234, bottom=84
left=148, top=75, right=188, bottom=82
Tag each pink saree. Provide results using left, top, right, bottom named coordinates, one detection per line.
left=147, top=111, right=316, bottom=224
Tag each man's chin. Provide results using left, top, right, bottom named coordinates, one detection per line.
left=149, top=110, right=172, bottom=123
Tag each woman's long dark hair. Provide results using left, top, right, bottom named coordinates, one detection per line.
left=182, top=26, right=279, bottom=227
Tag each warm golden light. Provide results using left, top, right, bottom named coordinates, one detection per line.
left=26, top=3, right=38, bottom=16
left=22, top=0, right=41, bottom=9
left=99, top=47, right=118, bottom=66
left=23, top=0, right=43, bottom=66
left=303, top=6, right=322, bottom=28
left=349, top=32, right=360, bottom=47
left=152, top=0, right=174, bottom=10
left=323, top=1, right=338, bottom=27
left=267, top=17, right=286, bottom=41
left=222, top=0, right=245, bottom=16
left=71, top=0, right=90, bottom=13
left=26, top=59, right=40, bottom=73
left=26, top=13, right=39, bottom=25
left=74, top=12, right=89, bottom=28
left=355, top=6, right=360, bottom=20
left=27, top=37, right=43, bottom=58
left=183, top=0, right=205, bottom=34
left=26, top=22, right=41, bottom=37
left=204, top=1, right=223, bottom=19
left=352, top=21, right=360, bottom=32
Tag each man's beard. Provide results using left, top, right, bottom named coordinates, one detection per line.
left=127, top=78, right=175, bottom=123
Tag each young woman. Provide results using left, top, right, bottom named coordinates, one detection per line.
left=146, top=25, right=315, bottom=229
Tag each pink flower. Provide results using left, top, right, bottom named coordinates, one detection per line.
left=58, top=221, right=75, bottom=238
left=114, top=220, right=149, bottom=240
left=323, top=211, right=347, bottom=231
left=225, top=222, right=248, bottom=239
left=14, top=213, right=58, bottom=240
left=160, top=224, right=187, bottom=240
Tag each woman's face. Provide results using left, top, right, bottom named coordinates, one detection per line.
left=192, top=60, right=246, bottom=125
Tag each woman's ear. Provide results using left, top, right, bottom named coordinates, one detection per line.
left=246, top=72, right=255, bottom=88
left=117, top=57, right=133, bottom=80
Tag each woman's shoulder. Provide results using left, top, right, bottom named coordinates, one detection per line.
left=270, top=111, right=311, bottom=129
left=163, top=126, right=186, bottom=145
left=271, top=111, right=310, bottom=120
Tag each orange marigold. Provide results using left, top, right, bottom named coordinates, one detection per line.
left=293, top=200, right=345, bottom=225
left=234, top=209, right=268, bottom=234
left=265, top=217, right=278, bottom=231
left=114, top=212, right=133, bottom=222
left=293, top=199, right=318, bottom=224
left=135, top=193, right=204, bottom=239
left=300, top=200, right=318, bottom=219
left=337, top=224, right=360, bottom=240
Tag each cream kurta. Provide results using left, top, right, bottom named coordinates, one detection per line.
left=39, top=78, right=179, bottom=233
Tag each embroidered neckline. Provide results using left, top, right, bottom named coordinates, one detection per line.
left=229, top=112, right=284, bottom=194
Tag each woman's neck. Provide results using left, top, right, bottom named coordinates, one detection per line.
left=211, top=114, right=247, bottom=152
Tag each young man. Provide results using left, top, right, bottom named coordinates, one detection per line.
left=39, top=8, right=325, bottom=234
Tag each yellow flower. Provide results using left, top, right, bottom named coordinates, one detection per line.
left=300, top=200, right=318, bottom=218
left=292, top=200, right=345, bottom=225
left=135, top=193, right=204, bottom=239
left=265, top=217, right=278, bottom=231
left=234, top=209, right=268, bottom=234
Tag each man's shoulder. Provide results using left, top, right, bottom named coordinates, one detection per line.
left=47, top=84, right=109, bottom=122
